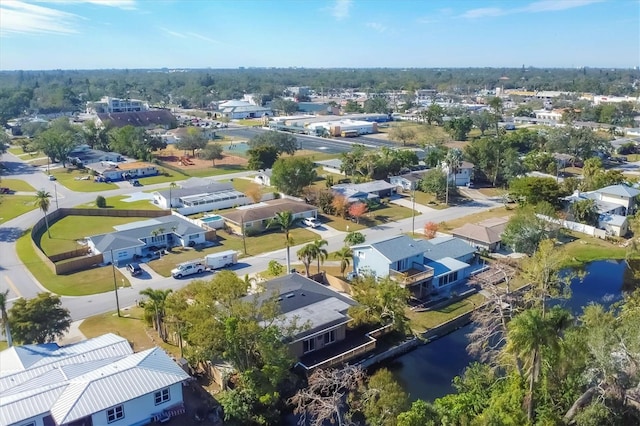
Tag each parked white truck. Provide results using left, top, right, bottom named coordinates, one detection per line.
left=171, top=250, right=238, bottom=278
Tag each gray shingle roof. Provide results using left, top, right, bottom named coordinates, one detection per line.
left=221, top=199, right=317, bottom=225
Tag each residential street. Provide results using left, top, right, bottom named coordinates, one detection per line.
left=0, top=151, right=501, bottom=321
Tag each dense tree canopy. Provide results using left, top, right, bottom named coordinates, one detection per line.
left=8, top=293, right=71, bottom=344
left=270, top=156, right=317, bottom=196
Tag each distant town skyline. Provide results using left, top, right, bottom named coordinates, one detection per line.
left=0, top=0, right=638, bottom=71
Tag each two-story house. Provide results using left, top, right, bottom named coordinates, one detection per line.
left=351, top=234, right=477, bottom=298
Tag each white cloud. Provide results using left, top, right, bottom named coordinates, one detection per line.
left=365, top=22, right=387, bottom=33
left=460, top=7, right=506, bottom=19
left=330, top=0, right=352, bottom=20
left=34, top=0, right=137, bottom=10
left=460, top=0, right=603, bottom=19
left=186, top=32, right=221, bottom=44
left=0, top=1, right=80, bottom=36
left=160, top=27, right=187, bottom=38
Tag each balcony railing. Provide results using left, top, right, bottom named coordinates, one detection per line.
left=389, top=264, right=434, bottom=286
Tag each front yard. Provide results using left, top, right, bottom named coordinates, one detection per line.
left=0, top=178, right=37, bottom=192
left=50, top=168, right=118, bottom=192
left=319, top=203, right=419, bottom=232
left=147, top=227, right=320, bottom=276
left=0, top=195, right=37, bottom=223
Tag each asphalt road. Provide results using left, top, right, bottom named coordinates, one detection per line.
left=0, top=150, right=501, bottom=322
left=216, top=127, right=396, bottom=155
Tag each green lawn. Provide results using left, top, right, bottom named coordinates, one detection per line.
left=38, top=215, right=149, bottom=256
left=136, top=166, right=188, bottom=185
left=235, top=119, right=264, bottom=127
left=222, top=177, right=273, bottom=193
left=0, top=195, right=37, bottom=224
left=318, top=203, right=418, bottom=232
left=409, top=190, right=448, bottom=210
left=1, top=179, right=37, bottom=192
left=147, top=227, right=320, bottom=276
left=51, top=168, right=118, bottom=192
left=75, top=195, right=161, bottom=210
left=440, top=206, right=514, bottom=231
left=561, top=233, right=633, bottom=267
left=8, top=147, right=44, bottom=157
left=16, top=231, right=131, bottom=296
left=405, top=293, right=487, bottom=333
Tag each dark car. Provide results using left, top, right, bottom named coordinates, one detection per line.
left=132, top=180, right=142, bottom=187
left=127, top=263, right=143, bottom=276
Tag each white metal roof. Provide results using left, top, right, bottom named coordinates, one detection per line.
left=0, top=334, right=189, bottom=426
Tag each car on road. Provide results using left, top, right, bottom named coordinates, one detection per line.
left=131, top=179, right=142, bottom=187
left=126, top=262, right=143, bottom=277
left=303, top=217, right=320, bottom=228
left=48, top=175, right=57, bottom=181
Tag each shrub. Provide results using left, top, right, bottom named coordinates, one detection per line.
left=268, top=260, right=284, bottom=277
left=96, top=195, right=107, bottom=208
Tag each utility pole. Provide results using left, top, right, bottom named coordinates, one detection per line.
left=412, top=188, right=416, bottom=236
left=53, top=183, right=59, bottom=210
left=110, top=249, right=121, bottom=317
left=241, top=215, right=247, bottom=256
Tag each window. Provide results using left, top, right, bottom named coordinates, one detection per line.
left=20, top=422, right=35, bottom=426
left=155, top=388, right=171, bottom=405
left=107, top=405, right=124, bottom=423
left=303, top=338, right=316, bottom=354
left=324, top=330, right=336, bottom=345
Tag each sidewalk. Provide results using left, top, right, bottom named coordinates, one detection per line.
left=57, top=320, right=86, bottom=345
left=389, top=196, right=437, bottom=214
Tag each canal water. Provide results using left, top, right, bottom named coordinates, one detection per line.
left=384, top=259, right=636, bottom=402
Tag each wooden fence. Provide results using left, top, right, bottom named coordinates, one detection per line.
left=30, top=208, right=171, bottom=275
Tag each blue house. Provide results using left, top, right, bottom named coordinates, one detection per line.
left=351, top=235, right=477, bottom=298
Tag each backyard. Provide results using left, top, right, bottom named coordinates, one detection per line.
left=405, top=292, right=487, bottom=333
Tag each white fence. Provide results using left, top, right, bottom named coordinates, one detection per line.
left=536, top=214, right=607, bottom=239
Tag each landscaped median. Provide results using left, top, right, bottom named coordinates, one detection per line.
left=16, top=230, right=131, bottom=296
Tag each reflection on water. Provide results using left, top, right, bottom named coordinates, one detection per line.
left=387, top=259, right=635, bottom=402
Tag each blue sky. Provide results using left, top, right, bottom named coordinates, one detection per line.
left=0, top=0, right=638, bottom=70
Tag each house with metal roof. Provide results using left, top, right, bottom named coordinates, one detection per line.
left=152, top=181, right=250, bottom=214
left=389, top=170, right=430, bottom=191
left=598, top=213, right=629, bottom=237
left=216, top=100, right=272, bottom=119
left=351, top=234, right=477, bottom=298
left=0, top=334, right=190, bottom=426
left=593, top=184, right=640, bottom=215
left=87, top=215, right=208, bottom=264
left=220, top=199, right=318, bottom=236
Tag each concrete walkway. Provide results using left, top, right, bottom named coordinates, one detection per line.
left=57, top=320, right=87, bottom=345
left=389, top=196, right=437, bottom=214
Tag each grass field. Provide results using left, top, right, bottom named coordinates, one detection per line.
left=136, top=166, right=189, bottom=185
left=16, top=230, right=131, bottom=296
left=405, top=293, right=486, bottom=333
left=561, top=233, right=633, bottom=267
left=38, top=215, right=149, bottom=255
left=50, top=168, right=118, bottom=192
left=75, top=195, right=161, bottom=210
left=1, top=179, right=37, bottom=192
left=0, top=195, right=37, bottom=223
left=182, top=164, right=248, bottom=178
left=410, top=190, right=447, bottom=210
left=147, top=227, right=320, bottom=276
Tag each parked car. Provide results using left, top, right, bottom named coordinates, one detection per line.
left=303, top=217, right=320, bottom=228
left=48, top=175, right=57, bottom=181
left=131, top=180, right=142, bottom=187
left=126, top=262, right=143, bottom=276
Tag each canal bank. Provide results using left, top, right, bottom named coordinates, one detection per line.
left=384, top=259, right=634, bottom=402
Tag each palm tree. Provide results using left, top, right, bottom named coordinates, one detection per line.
left=139, top=288, right=173, bottom=341
left=34, top=190, right=52, bottom=238
left=444, top=149, right=462, bottom=206
left=168, top=182, right=177, bottom=208
left=344, top=231, right=365, bottom=246
left=267, top=210, right=297, bottom=273
left=311, top=239, right=329, bottom=274
left=0, top=290, right=13, bottom=347
left=505, top=307, right=571, bottom=422
left=334, top=246, right=353, bottom=276
left=297, top=244, right=315, bottom=277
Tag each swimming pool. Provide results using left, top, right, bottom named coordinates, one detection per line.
left=201, top=215, right=222, bottom=223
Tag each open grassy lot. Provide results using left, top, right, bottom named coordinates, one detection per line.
left=75, top=195, right=160, bottom=210
left=381, top=122, right=452, bottom=146
left=182, top=164, right=248, bottom=178
left=318, top=203, right=418, bottom=232
left=50, top=168, right=118, bottom=192
left=410, top=190, right=448, bottom=210
left=16, top=231, right=131, bottom=296
left=405, top=293, right=487, bottom=333
left=440, top=206, right=515, bottom=231
left=38, top=215, right=149, bottom=255
left=147, top=227, right=320, bottom=276
left=235, top=119, right=264, bottom=127
left=1, top=179, right=37, bottom=192
left=0, top=195, right=37, bottom=223
left=79, top=308, right=180, bottom=356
